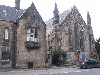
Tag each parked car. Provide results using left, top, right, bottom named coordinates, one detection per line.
left=77, top=58, right=100, bottom=69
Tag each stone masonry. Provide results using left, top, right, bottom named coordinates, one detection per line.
left=46, top=4, right=96, bottom=63
left=0, top=1, right=47, bottom=69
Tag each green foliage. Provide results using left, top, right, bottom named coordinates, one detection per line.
left=98, top=53, right=100, bottom=57
left=95, top=38, right=100, bottom=59
left=52, top=49, right=67, bottom=66
left=95, top=38, right=100, bottom=54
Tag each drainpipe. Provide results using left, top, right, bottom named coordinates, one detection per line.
left=11, top=22, right=17, bottom=69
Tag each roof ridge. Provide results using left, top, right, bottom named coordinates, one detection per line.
left=0, top=5, right=25, bottom=22
left=0, top=5, right=25, bottom=10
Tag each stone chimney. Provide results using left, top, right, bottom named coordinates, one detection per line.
left=15, top=0, right=20, bottom=10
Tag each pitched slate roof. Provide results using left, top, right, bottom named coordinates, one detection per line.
left=0, top=5, right=25, bottom=22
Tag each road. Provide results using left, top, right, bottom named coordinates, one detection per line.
left=40, top=68, right=100, bottom=75
left=0, top=67, right=100, bottom=75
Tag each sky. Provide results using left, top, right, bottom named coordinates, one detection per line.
left=0, top=0, right=100, bottom=39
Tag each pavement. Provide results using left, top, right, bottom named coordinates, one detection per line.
left=0, top=65, right=77, bottom=72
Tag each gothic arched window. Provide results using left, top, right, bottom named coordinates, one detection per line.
left=74, top=22, right=79, bottom=49
left=68, top=28, right=73, bottom=50
left=80, top=30, right=84, bottom=49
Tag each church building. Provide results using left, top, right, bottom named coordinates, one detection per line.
left=46, top=3, right=96, bottom=63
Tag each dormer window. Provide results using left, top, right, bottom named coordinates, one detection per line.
left=4, top=28, right=8, bottom=40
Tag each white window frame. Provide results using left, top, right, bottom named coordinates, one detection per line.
left=5, top=28, right=8, bottom=39
left=26, top=28, right=38, bottom=42
left=27, top=34, right=30, bottom=41
left=26, top=29, right=30, bottom=41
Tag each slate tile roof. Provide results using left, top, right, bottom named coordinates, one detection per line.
left=0, top=5, right=26, bottom=22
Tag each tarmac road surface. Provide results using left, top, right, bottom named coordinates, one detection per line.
left=0, top=67, right=100, bottom=75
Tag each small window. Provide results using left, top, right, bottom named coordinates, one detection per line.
left=1, top=46, right=10, bottom=62
left=4, top=28, right=8, bottom=39
left=26, top=28, right=38, bottom=42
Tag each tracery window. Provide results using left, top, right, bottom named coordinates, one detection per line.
left=68, top=28, right=73, bottom=50
left=68, top=28, right=72, bottom=48
left=80, top=30, right=84, bottom=49
left=74, top=22, right=79, bottom=49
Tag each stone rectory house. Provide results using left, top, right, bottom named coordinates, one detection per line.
left=46, top=3, right=96, bottom=63
left=0, top=0, right=47, bottom=68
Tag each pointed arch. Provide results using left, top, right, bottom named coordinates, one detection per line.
left=74, top=22, right=79, bottom=50
left=80, top=30, right=84, bottom=51
left=68, top=27, right=72, bottom=50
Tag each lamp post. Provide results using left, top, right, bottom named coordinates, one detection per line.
left=47, top=46, right=52, bottom=68
left=76, top=50, right=81, bottom=62
left=49, top=48, right=52, bottom=68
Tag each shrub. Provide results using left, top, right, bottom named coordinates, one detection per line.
left=52, top=49, right=67, bottom=66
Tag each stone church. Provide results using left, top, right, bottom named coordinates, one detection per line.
left=0, top=0, right=47, bottom=68
left=46, top=3, right=96, bottom=63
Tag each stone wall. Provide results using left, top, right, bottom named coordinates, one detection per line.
left=0, top=20, right=13, bottom=67
left=16, top=5, right=47, bottom=68
left=46, top=6, right=96, bottom=63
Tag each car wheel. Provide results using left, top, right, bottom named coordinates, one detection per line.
left=80, top=67, right=83, bottom=69
left=87, top=65, right=91, bottom=69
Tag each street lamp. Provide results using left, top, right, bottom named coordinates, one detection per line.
left=47, top=46, right=52, bottom=68
left=76, top=50, right=81, bottom=62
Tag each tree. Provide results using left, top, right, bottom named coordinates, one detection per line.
left=52, top=49, right=67, bottom=66
left=95, top=38, right=100, bottom=59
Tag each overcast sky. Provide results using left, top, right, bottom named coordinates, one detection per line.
left=0, top=0, right=100, bottom=39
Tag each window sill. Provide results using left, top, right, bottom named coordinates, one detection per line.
left=1, top=60, right=10, bottom=64
left=25, top=41, right=40, bottom=49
